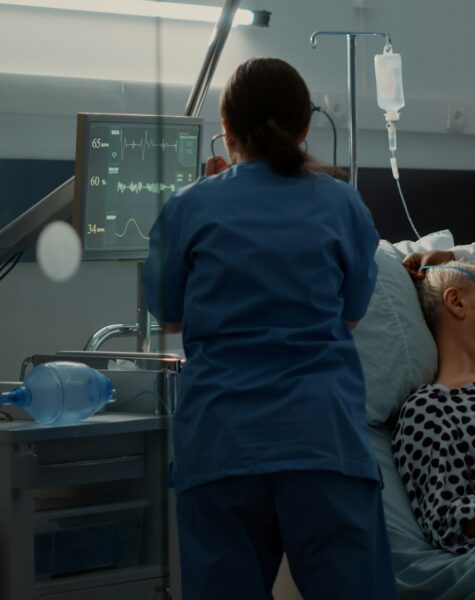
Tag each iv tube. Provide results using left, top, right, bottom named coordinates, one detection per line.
left=374, top=43, right=421, bottom=239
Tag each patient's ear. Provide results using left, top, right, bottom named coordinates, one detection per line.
left=443, top=286, right=467, bottom=320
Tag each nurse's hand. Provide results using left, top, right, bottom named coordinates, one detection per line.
left=205, top=156, right=229, bottom=176
left=403, top=250, right=455, bottom=280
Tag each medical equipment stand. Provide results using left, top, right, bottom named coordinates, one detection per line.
left=85, top=0, right=243, bottom=355
left=310, top=31, right=391, bottom=189
left=0, top=413, right=170, bottom=600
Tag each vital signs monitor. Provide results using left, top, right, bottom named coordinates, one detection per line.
left=73, top=113, right=203, bottom=260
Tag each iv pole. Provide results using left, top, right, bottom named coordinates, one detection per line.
left=310, top=31, right=391, bottom=189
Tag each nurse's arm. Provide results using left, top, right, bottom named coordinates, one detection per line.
left=347, top=321, right=358, bottom=331
left=161, top=322, right=182, bottom=334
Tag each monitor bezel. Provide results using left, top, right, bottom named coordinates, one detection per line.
left=73, top=112, right=203, bottom=261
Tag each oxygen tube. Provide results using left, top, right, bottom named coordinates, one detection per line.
left=374, top=44, right=421, bottom=239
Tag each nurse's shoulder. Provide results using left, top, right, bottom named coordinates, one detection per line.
left=307, top=170, right=375, bottom=229
left=164, top=165, right=238, bottom=215
left=306, top=170, right=359, bottom=202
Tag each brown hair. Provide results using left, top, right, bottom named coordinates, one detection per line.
left=220, top=58, right=316, bottom=177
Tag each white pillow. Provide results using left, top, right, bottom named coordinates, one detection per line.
left=452, top=243, right=475, bottom=261
left=353, top=230, right=455, bottom=425
left=391, top=229, right=455, bottom=258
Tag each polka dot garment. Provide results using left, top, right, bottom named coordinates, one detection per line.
left=392, top=382, right=475, bottom=554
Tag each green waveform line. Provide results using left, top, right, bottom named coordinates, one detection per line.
left=120, top=129, right=178, bottom=160
left=117, top=181, right=176, bottom=195
left=115, top=218, right=150, bottom=240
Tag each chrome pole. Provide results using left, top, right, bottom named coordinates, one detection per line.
left=347, top=34, right=358, bottom=188
left=310, top=31, right=392, bottom=189
left=137, top=263, right=153, bottom=353
left=184, top=0, right=242, bottom=117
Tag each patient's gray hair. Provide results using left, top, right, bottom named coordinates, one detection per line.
left=417, top=260, right=474, bottom=335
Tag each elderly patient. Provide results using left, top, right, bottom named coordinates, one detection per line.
left=392, top=254, right=475, bottom=554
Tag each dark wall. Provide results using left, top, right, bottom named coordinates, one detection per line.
left=0, top=159, right=74, bottom=228
left=358, top=168, right=475, bottom=245
left=1, top=161, right=473, bottom=258
left=0, top=159, right=75, bottom=260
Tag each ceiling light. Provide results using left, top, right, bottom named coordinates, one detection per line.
left=0, top=0, right=270, bottom=27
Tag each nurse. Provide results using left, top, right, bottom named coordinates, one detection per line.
left=143, top=58, right=397, bottom=600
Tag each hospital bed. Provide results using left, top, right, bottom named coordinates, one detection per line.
left=353, top=230, right=475, bottom=600
left=369, top=424, right=475, bottom=600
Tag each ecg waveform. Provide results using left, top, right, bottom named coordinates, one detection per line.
left=114, top=219, right=150, bottom=240
left=120, top=129, right=178, bottom=160
left=117, top=181, right=176, bottom=195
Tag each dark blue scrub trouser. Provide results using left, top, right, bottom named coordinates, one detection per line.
left=176, top=470, right=397, bottom=600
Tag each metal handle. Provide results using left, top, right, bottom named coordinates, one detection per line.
left=83, top=322, right=163, bottom=352
left=310, top=30, right=391, bottom=49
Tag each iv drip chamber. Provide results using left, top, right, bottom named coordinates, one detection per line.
left=374, top=48, right=405, bottom=121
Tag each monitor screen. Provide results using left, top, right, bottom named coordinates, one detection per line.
left=73, top=113, right=203, bottom=260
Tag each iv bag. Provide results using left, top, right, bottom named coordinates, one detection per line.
left=374, top=49, right=404, bottom=121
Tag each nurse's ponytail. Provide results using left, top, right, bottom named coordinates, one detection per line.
left=220, top=58, right=315, bottom=177
left=246, top=118, right=306, bottom=177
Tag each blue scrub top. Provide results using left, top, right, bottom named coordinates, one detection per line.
left=143, top=160, right=380, bottom=494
